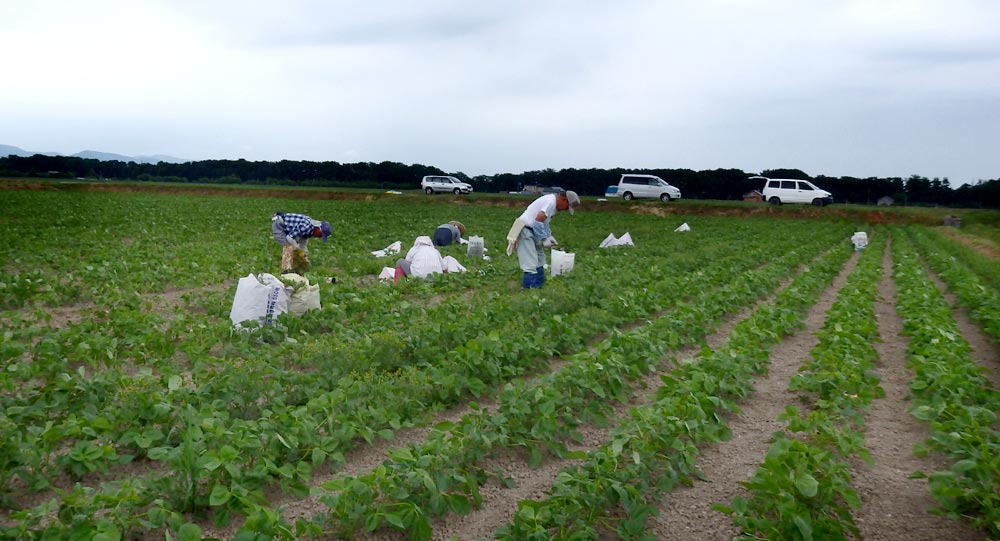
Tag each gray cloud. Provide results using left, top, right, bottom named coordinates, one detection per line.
left=1, top=0, right=997, bottom=184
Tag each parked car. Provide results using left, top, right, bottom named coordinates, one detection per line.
left=610, top=174, right=681, bottom=202
left=420, top=175, right=473, bottom=195
left=757, top=177, right=832, bottom=206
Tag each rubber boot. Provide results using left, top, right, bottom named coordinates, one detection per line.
left=522, top=272, right=533, bottom=289
left=535, top=266, right=545, bottom=287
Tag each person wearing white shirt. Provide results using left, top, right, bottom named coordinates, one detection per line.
left=505, top=190, right=580, bottom=288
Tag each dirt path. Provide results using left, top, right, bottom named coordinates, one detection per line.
left=850, top=241, right=986, bottom=540
left=653, top=249, right=860, bottom=540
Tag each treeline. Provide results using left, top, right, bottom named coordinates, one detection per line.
left=486, top=167, right=999, bottom=209
left=0, top=154, right=446, bottom=190
left=2, top=154, right=998, bottom=208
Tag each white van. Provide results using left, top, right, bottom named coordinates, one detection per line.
left=758, top=177, right=832, bottom=206
left=613, top=174, right=681, bottom=202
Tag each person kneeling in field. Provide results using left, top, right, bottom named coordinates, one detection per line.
left=394, top=236, right=466, bottom=283
left=433, top=221, right=466, bottom=247
left=271, top=211, right=332, bottom=274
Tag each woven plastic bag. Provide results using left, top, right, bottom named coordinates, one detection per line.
left=229, top=273, right=290, bottom=328
left=281, top=273, right=321, bottom=315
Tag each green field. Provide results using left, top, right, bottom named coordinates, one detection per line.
left=1, top=184, right=998, bottom=540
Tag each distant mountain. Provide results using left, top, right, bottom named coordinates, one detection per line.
left=1, top=144, right=186, bottom=164
left=0, top=144, right=36, bottom=158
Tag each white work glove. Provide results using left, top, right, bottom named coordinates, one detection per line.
left=506, top=239, right=516, bottom=256
left=542, top=236, right=558, bottom=247
left=285, top=236, right=300, bottom=249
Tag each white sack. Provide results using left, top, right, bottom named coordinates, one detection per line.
left=851, top=232, right=869, bottom=251
left=674, top=223, right=691, bottom=232
left=230, top=273, right=290, bottom=328
left=467, top=236, right=485, bottom=258
left=290, top=284, right=320, bottom=315
left=599, top=232, right=634, bottom=248
left=281, top=273, right=321, bottom=316
left=551, top=250, right=576, bottom=276
left=378, top=266, right=397, bottom=281
left=442, top=256, right=467, bottom=273
left=372, top=241, right=402, bottom=257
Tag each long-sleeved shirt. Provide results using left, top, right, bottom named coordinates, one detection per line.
left=281, top=213, right=316, bottom=239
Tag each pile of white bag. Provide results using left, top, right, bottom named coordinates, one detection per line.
left=599, top=232, right=634, bottom=248
left=229, top=272, right=321, bottom=329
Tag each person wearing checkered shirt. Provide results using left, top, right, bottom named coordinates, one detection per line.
left=271, top=211, right=332, bottom=273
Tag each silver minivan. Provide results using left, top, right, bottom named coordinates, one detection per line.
left=615, top=174, right=681, bottom=202
left=758, top=177, right=833, bottom=206
left=421, top=175, right=473, bottom=195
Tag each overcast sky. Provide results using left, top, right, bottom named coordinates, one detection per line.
left=2, top=0, right=999, bottom=185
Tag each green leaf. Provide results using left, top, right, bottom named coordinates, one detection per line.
left=200, top=455, right=222, bottom=471
left=209, top=484, right=231, bottom=506
left=364, top=510, right=381, bottom=531
left=433, top=421, right=455, bottom=431
left=412, top=516, right=432, bottom=541
left=792, top=514, right=813, bottom=540
left=93, top=533, right=121, bottom=541
left=177, top=523, right=202, bottom=541
left=795, top=473, right=818, bottom=498
left=311, top=447, right=326, bottom=466
left=448, top=493, right=472, bottom=515
left=168, top=375, right=182, bottom=391
left=148, top=447, right=171, bottom=460
left=422, top=472, right=437, bottom=493
left=385, top=511, right=406, bottom=529
left=951, top=459, right=977, bottom=473
left=611, top=438, right=624, bottom=457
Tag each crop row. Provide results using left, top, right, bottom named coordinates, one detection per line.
left=905, top=226, right=1000, bottom=344
left=917, top=227, right=1000, bottom=291
left=495, top=230, right=857, bottom=540
left=891, top=231, right=1000, bottom=537
left=721, top=227, right=885, bottom=540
